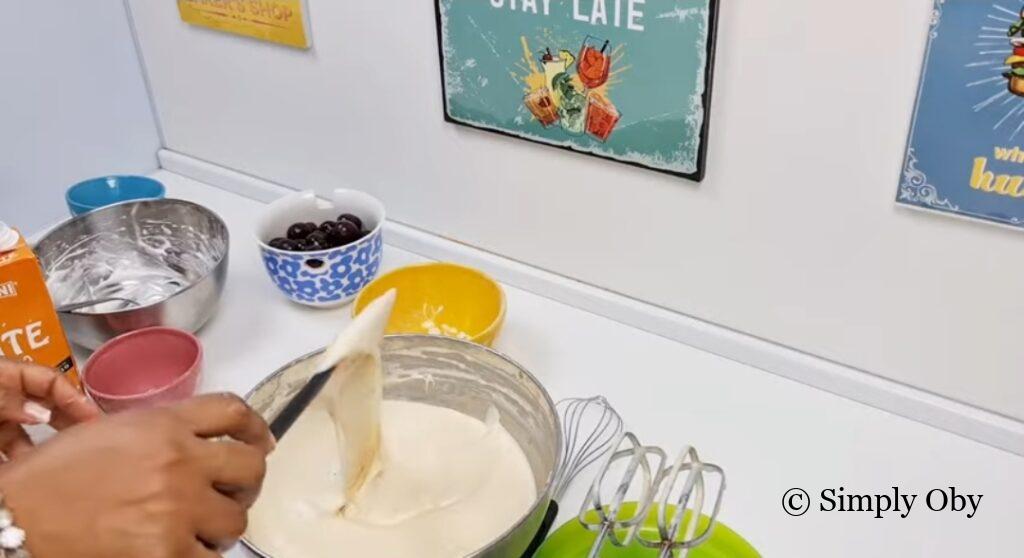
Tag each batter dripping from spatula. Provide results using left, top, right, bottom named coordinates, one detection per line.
left=247, top=291, right=536, bottom=557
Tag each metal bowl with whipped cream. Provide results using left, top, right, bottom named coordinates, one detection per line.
left=34, top=199, right=229, bottom=350
left=243, top=335, right=562, bottom=558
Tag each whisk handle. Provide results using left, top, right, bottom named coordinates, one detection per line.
left=520, top=500, right=559, bottom=557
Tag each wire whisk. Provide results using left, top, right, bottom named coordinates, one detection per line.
left=519, top=396, right=624, bottom=558
left=552, top=396, right=625, bottom=501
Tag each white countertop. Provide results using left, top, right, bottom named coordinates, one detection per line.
left=144, top=171, right=1022, bottom=557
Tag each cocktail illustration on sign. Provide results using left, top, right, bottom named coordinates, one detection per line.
left=524, top=87, right=560, bottom=127
left=578, top=36, right=612, bottom=89
left=541, top=48, right=574, bottom=105
left=522, top=35, right=623, bottom=142
left=555, top=72, right=588, bottom=135
left=586, top=94, right=621, bottom=142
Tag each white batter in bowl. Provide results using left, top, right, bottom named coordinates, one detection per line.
left=243, top=331, right=560, bottom=558
left=249, top=399, right=537, bottom=557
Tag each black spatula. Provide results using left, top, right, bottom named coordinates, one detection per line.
left=269, top=368, right=334, bottom=441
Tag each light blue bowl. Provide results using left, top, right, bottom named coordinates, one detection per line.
left=66, top=176, right=166, bottom=216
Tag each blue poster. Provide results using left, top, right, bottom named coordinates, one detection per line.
left=435, top=0, right=719, bottom=181
left=901, top=0, right=1024, bottom=228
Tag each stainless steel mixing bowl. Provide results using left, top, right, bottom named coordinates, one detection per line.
left=243, top=335, right=562, bottom=558
left=34, top=199, right=229, bottom=350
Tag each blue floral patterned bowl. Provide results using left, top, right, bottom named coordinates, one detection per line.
left=257, top=189, right=385, bottom=308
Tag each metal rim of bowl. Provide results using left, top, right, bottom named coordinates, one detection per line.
left=240, top=334, right=563, bottom=558
left=35, top=198, right=231, bottom=316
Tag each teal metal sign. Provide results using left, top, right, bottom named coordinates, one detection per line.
left=435, top=0, right=719, bottom=181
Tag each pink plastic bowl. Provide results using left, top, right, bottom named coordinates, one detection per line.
left=83, top=327, right=203, bottom=413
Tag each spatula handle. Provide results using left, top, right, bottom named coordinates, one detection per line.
left=269, top=369, right=332, bottom=440
left=521, top=499, right=559, bottom=557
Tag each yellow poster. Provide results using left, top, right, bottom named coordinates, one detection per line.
left=177, top=0, right=310, bottom=49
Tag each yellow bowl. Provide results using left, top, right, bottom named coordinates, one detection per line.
left=352, top=262, right=506, bottom=347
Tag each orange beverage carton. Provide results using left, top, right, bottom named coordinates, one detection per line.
left=0, top=222, right=81, bottom=388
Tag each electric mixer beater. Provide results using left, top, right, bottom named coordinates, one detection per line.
left=577, top=433, right=726, bottom=558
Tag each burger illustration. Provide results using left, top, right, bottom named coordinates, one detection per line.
left=1004, top=42, right=1024, bottom=97
left=1006, top=7, right=1024, bottom=97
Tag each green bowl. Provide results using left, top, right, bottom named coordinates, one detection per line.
left=536, top=503, right=760, bottom=558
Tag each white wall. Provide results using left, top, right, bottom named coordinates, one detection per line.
left=0, top=1, right=160, bottom=235
left=126, top=0, right=1024, bottom=422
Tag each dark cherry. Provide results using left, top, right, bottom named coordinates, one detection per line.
left=337, top=213, right=363, bottom=231
left=287, top=222, right=318, bottom=241
left=268, top=237, right=295, bottom=251
left=317, top=222, right=344, bottom=247
left=296, top=238, right=321, bottom=252
left=307, top=230, right=329, bottom=247
left=321, top=227, right=341, bottom=247
left=335, top=220, right=360, bottom=245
